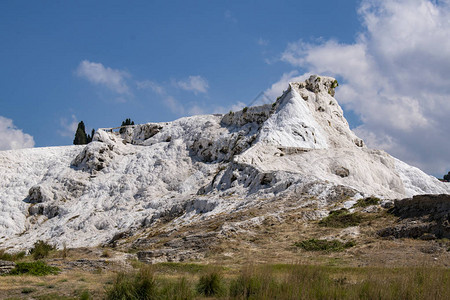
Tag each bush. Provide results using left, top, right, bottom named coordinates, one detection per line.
left=353, top=197, right=380, bottom=208
left=8, top=261, right=60, bottom=276
left=319, top=209, right=363, bottom=228
left=243, top=107, right=248, bottom=113
left=30, top=240, right=55, bottom=260
left=0, top=249, right=26, bottom=261
left=294, top=238, right=355, bottom=252
left=196, top=271, right=225, bottom=297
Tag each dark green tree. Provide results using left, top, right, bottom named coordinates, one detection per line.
left=444, top=172, right=450, bottom=181
left=120, top=118, right=135, bottom=134
left=73, top=121, right=88, bottom=145
left=87, top=128, right=95, bottom=143
left=121, top=118, right=135, bottom=126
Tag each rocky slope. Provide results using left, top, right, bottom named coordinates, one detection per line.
left=0, top=75, right=448, bottom=252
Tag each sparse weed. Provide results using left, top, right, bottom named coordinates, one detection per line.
left=101, top=249, right=111, bottom=258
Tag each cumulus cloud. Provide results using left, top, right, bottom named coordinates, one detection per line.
left=58, top=114, right=78, bottom=138
left=175, top=75, right=209, bottom=94
left=279, top=0, right=450, bottom=175
left=76, top=60, right=131, bottom=95
left=0, top=116, right=34, bottom=150
left=264, top=71, right=311, bottom=101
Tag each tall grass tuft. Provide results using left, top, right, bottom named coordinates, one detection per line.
left=105, top=266, right=158, bottom=300
left=196, top=270, right=225, bottom=297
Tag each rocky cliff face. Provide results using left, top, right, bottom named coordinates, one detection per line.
left=0, top=75, right=448, bottom=250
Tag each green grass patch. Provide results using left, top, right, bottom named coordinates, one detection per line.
left=294, top=238, right=355, bottom=252
left=8, top=261, right=60, bottom=276
left=353, top=197, right=380, bottom=208
left=319, top=209, right=363, bottom=227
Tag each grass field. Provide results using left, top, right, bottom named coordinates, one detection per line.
left=1, top=262, right=449, bottom=299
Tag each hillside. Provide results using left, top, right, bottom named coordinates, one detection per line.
left=0, top=75, right=449, bottom=254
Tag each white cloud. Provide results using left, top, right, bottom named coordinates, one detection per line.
left=224, top=10, right=238, bottom=23
left=58, top=114, right=78, bottom=138
left=164, top=96, right=185, bottom=115
left=264, top=71, right=311, bottom=102
left=136, top=80, right=165, bottom=95
left=279, top=0, right=450, bottom=175
left=257, top=38, right=269, bottom=46
left=76, top=60, right=131, bottom=95
left=0, top=116, right=34, bottom=150
left=175, top=75, right=209, bottom=94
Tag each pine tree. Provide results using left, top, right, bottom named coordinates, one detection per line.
left=73, top=121, right=88, bottom=145
left=87, top=129, right=95, bottom=143
left=444, top=172, right=450, bottom=181
left=121, top=118, right=134, bottom=126
left=120, top=118, right=135, bottom=134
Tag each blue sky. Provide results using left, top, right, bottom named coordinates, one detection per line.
left=1, top=0, right=449, bottom=177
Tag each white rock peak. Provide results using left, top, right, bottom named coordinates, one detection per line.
left=0, top=75, right=448, bottom=250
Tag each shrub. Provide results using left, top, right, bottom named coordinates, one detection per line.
left=8, top=261, right=60, bottom=276
left=196, top=271, right=225, bottom=297
left=319, top=209, right=363, bottom=228
left=243, top=107, right=248, bottom=113
left=353, top=197, right=380, bottom=208
left=30, top=240, right=55, bottom=260
left=294, top=238, right=355, bottom=252
left=0, top=249, right=26, bottom=261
